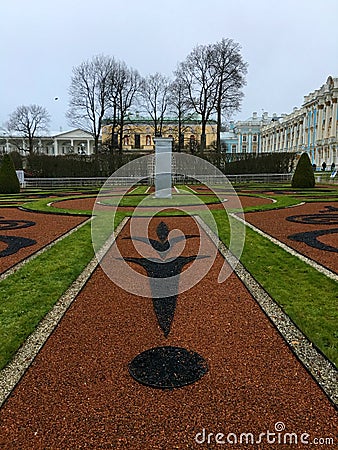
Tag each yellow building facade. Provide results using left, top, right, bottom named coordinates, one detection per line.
left=102, top=118, right=217, bottom=151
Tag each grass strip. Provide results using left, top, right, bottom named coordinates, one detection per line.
left=0, top=213, right=124, bottom=370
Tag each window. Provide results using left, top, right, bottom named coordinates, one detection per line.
left=242, top=144, right=247, bottom=153
left=145, top=135, right=151, bottom=146
left=231, top=144, right=237, bottom=153
left=242, top=135, right=247, bottom=142
left=134, top=134, right=141, bottom=149
left=124, top=135, right=130, bottom=146
left=253, top=135, right=257, bottom=142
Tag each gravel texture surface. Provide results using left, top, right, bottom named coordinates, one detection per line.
left=0, top=208, right=87, bottom=275
left=243, top=202, right=338, bottom=274
left=0, top=216, right=336, bottom=449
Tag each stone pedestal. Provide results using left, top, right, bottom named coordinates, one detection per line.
left=154, top=137, right=173, bottom=198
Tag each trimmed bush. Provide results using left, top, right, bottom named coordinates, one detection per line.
left=291, top=152, right=315, bottom=188
left=0, top=154, right=21, bottom=194
left=209, top=152, right=297, bottom=174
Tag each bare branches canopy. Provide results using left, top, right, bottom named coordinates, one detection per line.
left=175, top=38, right=247, bottom=152
left=67, top=54, right=116, bottom=153
left=65, top=38, right=246, bottom=154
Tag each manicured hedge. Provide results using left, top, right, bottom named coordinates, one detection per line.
left=0, top=154, right=20, bottom=193
left=291, top=152, right=315, bottom=188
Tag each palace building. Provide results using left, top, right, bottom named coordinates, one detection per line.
left=221, top=76, right=338, bottom=169
left=221, top=112, right=272, bottom=157
left=260, top=76, right=338, bottom=168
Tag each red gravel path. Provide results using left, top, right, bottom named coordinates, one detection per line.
left=244, top=202, right=338, bottom=273
left=0, top=217, right=336, bottom=449
left=0, top=208, right=87, bottom=275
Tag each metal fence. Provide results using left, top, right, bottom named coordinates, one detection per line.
left=25, top=177, right=107, bottom=188
left=24, top=173, right=293, bottom=189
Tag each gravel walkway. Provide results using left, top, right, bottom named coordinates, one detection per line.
left=0, top=216, right=336, bottom=449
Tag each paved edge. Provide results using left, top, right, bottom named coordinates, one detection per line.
left=196, top=216, right=338, bottom=407
left=0, top=217, right=129, bottom=408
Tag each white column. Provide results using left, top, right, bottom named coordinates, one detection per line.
left=154, top=137, right=173, bottom=198
left=331, top=99, right=337, bottom=137
left=54, top=139, right=58, bottom=155
left=87, top=139, right=91, bottom=155
left=324, top=103, right=331, bottom=138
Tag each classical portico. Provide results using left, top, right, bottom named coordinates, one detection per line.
left=52, top=129, right=95, bottom=156
left=0, top=128, right=97, bottom=156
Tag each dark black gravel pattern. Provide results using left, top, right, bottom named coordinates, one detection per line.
left=0, top=218, right=35, bottom=230
left=128, top=346, right=208, bottom=389
left=288, top=228, right=338, bottom=253
left=286, top=213, right=338, bottom=225
left=0, top=235, right=37, bottom=257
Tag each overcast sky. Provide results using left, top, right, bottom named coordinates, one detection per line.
left=2, top=0, right=338, bottom=132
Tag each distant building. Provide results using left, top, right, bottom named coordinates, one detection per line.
left=260, top=76, right=338, bottom=168
left=221, top=112, right=272, bottom=158
left=102, top=117, right=217, bottom=151
left=221, top=76, right=338, bottom=169
left=0, top=129, right=98, bottom=156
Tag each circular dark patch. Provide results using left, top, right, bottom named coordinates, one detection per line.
left=0, top=218, right=36, bottom=230
left=286, top=214, right=338, bottom=225
left=128, top=346, right=208, bottom=389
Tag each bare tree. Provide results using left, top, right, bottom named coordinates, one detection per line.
left=140, top=73, right=170, bottom=137
left=108, top=62, right=142, bottom=153
left=7, top=104, right=50, bottom=155
left=67, top=54, right=116, bottom=153
left=168, top=78, right=194, bottom=152
left=176, top=39, right=247, bottom=154
left=175, top=44, right=218, bottom=153
left=211, top=39, right=247, bottom=155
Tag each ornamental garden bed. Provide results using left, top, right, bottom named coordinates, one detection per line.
left=0, top=208, right=88, bottom=275
left=243, top=202, right=338, bottom=274
left=0, top=216, right=336, bottom=449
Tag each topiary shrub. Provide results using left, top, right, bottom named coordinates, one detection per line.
left=0, top=154, right=21, bottom=194
left=291, top=152, right=315, bottom=188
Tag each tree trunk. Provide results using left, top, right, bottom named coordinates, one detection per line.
left=216, top=104, right=222, bottom=168
left=118, top=118, right=124, bottom=154
left=200, top=120, right=207, bottom=154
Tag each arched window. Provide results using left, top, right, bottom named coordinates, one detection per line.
left=146, top=135, right=151, bottom=146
